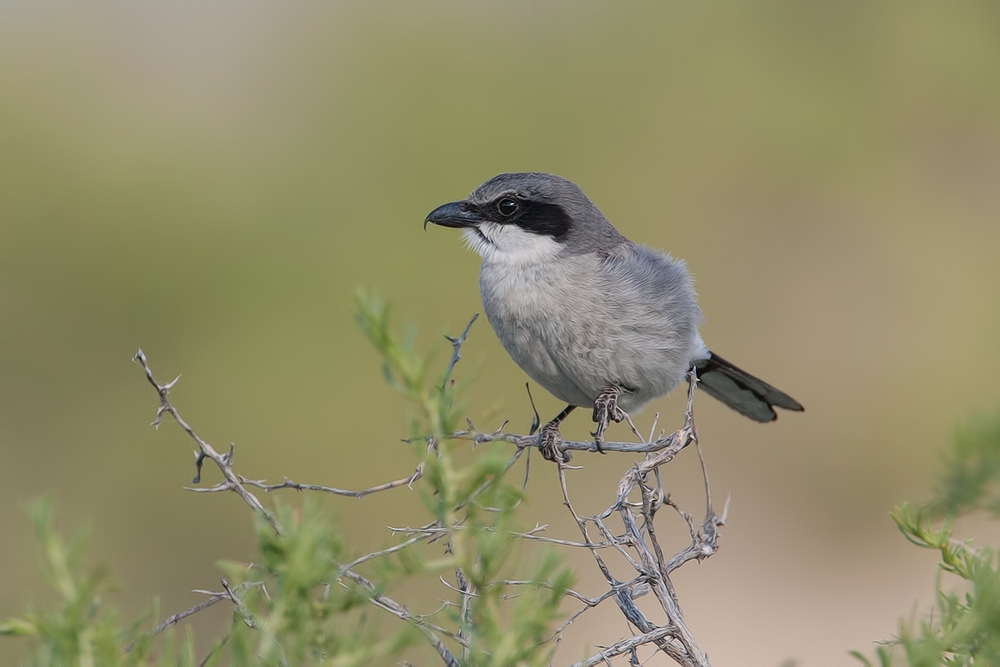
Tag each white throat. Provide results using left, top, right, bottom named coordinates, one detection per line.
left=461, top=222, right=563, bottom=266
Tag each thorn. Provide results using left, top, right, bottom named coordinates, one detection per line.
left=526, top=384, right=540, bottom=435
left=164, top=374, right=181, bottom=390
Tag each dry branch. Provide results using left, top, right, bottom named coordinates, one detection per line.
left=133, top=349, right=280, bottom=533
left=135, top=316, right=722, bottom=666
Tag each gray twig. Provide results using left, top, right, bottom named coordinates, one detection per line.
left=239, top=466, right=425, bottom=498
left=570, top=626, right=680, bottom=667
left=133, top=349, right=280, bottom=534
left=451, top=427, right=683, bottom=457
left=122, top=581, right=259, bottom=653
left=342, top=570, right=460, bottom=667
left=440, top=313, right=479, bottom=393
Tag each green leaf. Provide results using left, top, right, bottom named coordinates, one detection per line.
left=0, top=617, right=39, bottom=636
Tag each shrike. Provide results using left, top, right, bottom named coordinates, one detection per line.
left=425, top=172, right=802, bottom=460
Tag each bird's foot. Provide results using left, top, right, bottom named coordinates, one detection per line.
left=591, top=385, right=625, bottom=452
left=537, top=419, right=570, bottom=463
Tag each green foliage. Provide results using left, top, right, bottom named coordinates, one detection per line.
left=932, top=415, right=1000, bottom=518
left=853, top=413, right=1000, bottom=666
left=209, top=501, right=415, bottom=667
left=355, top=289, right=462, bottom=439
left=0, top=496, right=185, bottom=666
left=3, top=296, right=570, bottom=666
left=354, top=290, right=572, bottom=667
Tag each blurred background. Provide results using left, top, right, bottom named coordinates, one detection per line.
left=2, top=1, right=999, bottom=664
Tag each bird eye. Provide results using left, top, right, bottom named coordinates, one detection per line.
left=496, top=198, right=519, bottom=217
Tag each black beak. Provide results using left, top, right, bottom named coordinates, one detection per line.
left=424, top=201, right=483, bottom=230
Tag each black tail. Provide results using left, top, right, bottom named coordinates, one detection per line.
left=693, top=353, right=804, bottom=422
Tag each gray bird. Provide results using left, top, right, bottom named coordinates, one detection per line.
left=425, top=172, right=802, bottom=460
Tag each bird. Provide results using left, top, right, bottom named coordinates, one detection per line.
left=424, top=172, right=802, bottom=461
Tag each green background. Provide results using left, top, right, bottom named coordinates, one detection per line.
left=2, top=2, right=999, bottom=664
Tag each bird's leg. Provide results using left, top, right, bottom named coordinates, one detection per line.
left=538, top=404, right=576, bottom=463
left=591, top=385, right=626, bottom=452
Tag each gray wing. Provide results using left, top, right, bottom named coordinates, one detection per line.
left=590, top=244, right=704, bottom=406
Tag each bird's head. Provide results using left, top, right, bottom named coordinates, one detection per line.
left=424, top=173, right=622, bottom=264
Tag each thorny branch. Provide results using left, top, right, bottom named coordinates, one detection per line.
left=135, top=314, right=722, bottom=666
left=571, top=371, right=718, bottom=667
left=132, top=349, right=280, bottom=534
left=441, top=313, right=479, bottom=393
left=132, top=348, right=459, bottom=667
left=343, top=569, right=461, bottom=667
left=122, top=580, right=262, bottom=653
left=238, top=470, right=423, bottom=498
left=143, top=314, right=484, bottom=505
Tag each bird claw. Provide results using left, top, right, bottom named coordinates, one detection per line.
left=591, top=386, right=625, bottom=452
left=537, top=420, right=570, bottom=463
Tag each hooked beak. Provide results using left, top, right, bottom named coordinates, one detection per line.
left=424, top=201, right=483, bottom=230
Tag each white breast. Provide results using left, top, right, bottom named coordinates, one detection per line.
left=479, top=250, right=627, bottom=408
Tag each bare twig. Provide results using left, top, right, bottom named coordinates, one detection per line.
left=570, top=626, right=680, bottom=667
left=440, top=314, right=479, bottom=393
left=146, top=592, right=226, bottom=637
left=388, top=522, right=619, bottom=549
left=133, top=349, right=280, bottom=534
left=451, top=425, right=683, bottom=457
left=336, top=532, right=430, bottom=579
left=133, top=348, right=433, bottom=532
left=122, top=581, right=260, bottom=653
left=239, top=466, right=425, bottom=498
left=342, top=569, right=460, bottom=667
left=455, top=566, right=473, bottom=663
